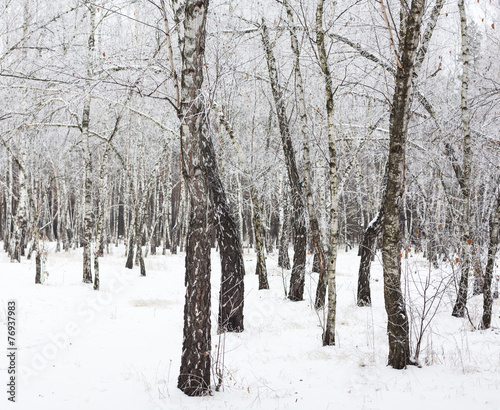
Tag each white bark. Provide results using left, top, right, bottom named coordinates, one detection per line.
left=82, top=1, right=96, bottom=284
left=316, top=0, right=339, bottom=346
left=452, top=0, right=472, bottom=318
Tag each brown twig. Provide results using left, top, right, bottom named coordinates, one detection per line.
left=379, top=0, right=403, bottom=68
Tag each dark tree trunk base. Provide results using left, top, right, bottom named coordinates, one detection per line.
left=35, top=252, right=42, bottom=284
left=357, top=211, right=384, bottom=307
left=314, top=250, right=327, bottom=310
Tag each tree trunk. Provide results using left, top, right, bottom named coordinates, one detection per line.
left=316, top=0, right=339, bottom=346
left=12, top=152, right=28, bottom=262
left=278, top=185, right=291, bottom=270
left=284, top=0, right=327, bottom=310
left=251, top=188, right=269, bottom=290
left=179, top=184, right=190, bottom=253
left=4, top=156, right=12, bottom=253
left=452, top=0, right=472, bottom=318
left=135, top=200, right=146, bottom=276
left=357, top=210, right=384, bottom=306
left=382, top=0, right=426, bottom=369
left=34, top=226, right=42, bottom=285
left=125, top=178, right=136, bottom=269
left=481, top=187, right=500, bottom=329
left=201, top=130, right=245, bottom=332
left=162, top=151, right=172, bottom=255
left=177, top=0, right=212, bottom=397
left=261, top=20, right=307, bottom=302
left=82, top=1, right=96, bottom=284
left=236, top=173, right=244, bottom=245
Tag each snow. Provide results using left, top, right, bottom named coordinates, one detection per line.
left=1, top=243, right=499, bottom=409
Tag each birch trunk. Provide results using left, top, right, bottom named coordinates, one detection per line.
left=149, top=176, right=160, bottom=256
left=12, top=152, right=28, bottom=262
left=125, top=177, right=136, bottom=269
left=3, top=156, right=12, bottom=252
left=177, top=0, right=212, bottom=397
left=201, top=129, right=246, bottom=331
left=55, top=179, right=62, bottom=253
left=262, top=20, right=307, bottom=301
left=452, top=0, right=472, bottom=318
left=481, top=186, right=500, bottom=329
left=284, top=1, right=327, bottom=309
left=278, top=176, right=291, bottom=270
left=162, top=151, right=172, bottom=255
left=251, top=188, right=269, bottom=290
left=316, top=0, right=339, bottom=346
left=63, top=178, right=71, bottom=251
left=236, top=173, right=244, bottom=245
left=179, top=183, right=189, bottom=252
left=382, top=0, right=426, bottom=369
left=81, top=1, right=96, bottom=284
left=171, top=178, right=181, bottom=255
left=357, top=210, right=384, bottom=306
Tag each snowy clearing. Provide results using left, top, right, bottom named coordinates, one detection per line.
left=1, top=243, right=499, bottom=409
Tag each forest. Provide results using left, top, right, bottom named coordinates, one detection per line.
left=0, top=0, right=499, bottom=408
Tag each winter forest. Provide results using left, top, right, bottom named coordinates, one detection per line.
left=0, top=0, right=499, bottom=408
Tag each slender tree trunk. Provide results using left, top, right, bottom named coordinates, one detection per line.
left=481, top=187, right=500, bottom=329
left=93, top=169, right=107, bottom=290
left=452, top=0, right=472, bottom=318
left=357, top=210, right=384, bottom=306
left=55, top=180, right=62, bottom=253
left=284, top=0, right=327, bottom=309
left=162, top=152, right=172, bottom=255
left=125, top=178, right=136, bottom=269
left=34, top=189, right=42, bottom=285
left=171, top=178, right=181, bottom=255
left=35, top=241, right=42, bottom=284
left=278, top=178, right=291, bottom=270
left=251, top=188, right=269, bottom=290
left=316, top=0, right=339, bottom=346
left=177, top=0, right=212, bottom=397
left=382, top=0, right=426, bottom=369
left=62, top=178, right=70, bottom=251
left=135, top=179, right=144, bottom=267
left=262, top=20, right=307, bottom=301
left=4, top=156, right=12, bottom=253
left=179, top=184, right=190, bottom=252
left=150, top=177, right=159, bottom=256
left=12, top=152, right=28, bottom=262
left=82, top=1, right=96, bottom=284
left=236, top=173, right=244, bottom=245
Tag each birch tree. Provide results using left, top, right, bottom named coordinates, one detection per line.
left=452, top=0, right=473, bottom=318
left=382, top=0, right=426, bottom=369
left=261, top=19, right=307, bottom=302
left=481, top=184, right=500, bottom=329
left=81, top=1, right=96, bottom=284
left=316, top=0, right=339, bottom=346
left=177, top=0, right=212, bottom=397
left=284, top=0, right=327, bottom=310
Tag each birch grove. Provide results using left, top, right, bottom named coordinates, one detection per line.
left=0, top=0, right=499, bottom=395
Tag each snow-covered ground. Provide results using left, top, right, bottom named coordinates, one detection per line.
left=0, top=242, right=499, bottom=409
